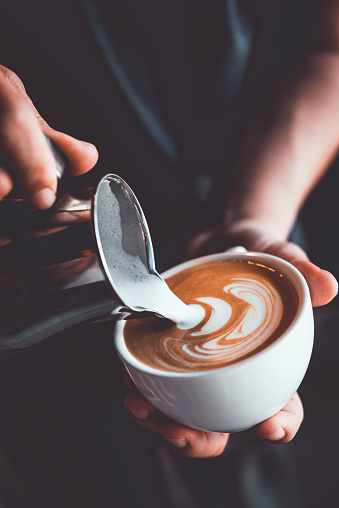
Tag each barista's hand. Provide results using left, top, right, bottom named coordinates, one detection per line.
left=0, top=65, right=98, bottom=208
left=178, top=219, right=338, bottom=307
left=124, top=388, right=230, bottom=458
left=124, top=386, right=302, bottom=458
left=124, top=220, right=337, bottom=458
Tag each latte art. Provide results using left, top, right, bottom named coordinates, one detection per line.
left=179, top=278, right=282, bottom=364
left=124, top=260, right=299, bottom=373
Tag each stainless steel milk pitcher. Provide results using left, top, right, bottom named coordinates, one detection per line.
left=0, top=161, right=156, bottom=353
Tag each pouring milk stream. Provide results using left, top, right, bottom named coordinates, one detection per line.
left=94, top=175, right=204, bottom=328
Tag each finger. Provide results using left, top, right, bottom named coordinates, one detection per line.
left=263, top=241, right=338, bottom=306
left=294, top=260, right=338, bottom=307
left=254, top=393, right=304, bottom=444
left=0, top=65, right=28, bottom=97
left=179, top=227, right=338, bottom=307
left=0, top=67, right=98, bottom=207
left=45, top=127, right=98, bottom=177
left=0, top=166, right=14, bottom=198
left=159, top=426, right=229, bottom=458
left=0, top=75, right=58, bottom=208
left=0, top=68, right=98, bottom=177
left=124, top=393, right=229, bottom=458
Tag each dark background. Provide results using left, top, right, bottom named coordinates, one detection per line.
left=0, top=0, right=337, bottom=506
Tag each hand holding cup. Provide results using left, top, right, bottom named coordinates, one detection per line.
left=123, top=224, right=337, bottom=457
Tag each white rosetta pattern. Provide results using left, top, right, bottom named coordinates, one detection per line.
left=162, top=277, right=283, bottom=368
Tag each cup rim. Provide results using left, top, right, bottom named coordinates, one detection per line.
left=114, top=251, right=311, bottom=378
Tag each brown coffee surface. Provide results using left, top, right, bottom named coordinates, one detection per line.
left=124, top=259, right=299, bottom=373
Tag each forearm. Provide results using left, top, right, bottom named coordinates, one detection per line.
left=224, top=52, right=339, bottom=239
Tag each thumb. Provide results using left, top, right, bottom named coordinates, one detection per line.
left=175, top=225, right=338, bottom=308
left=261, top=241, right=338, bottom=307
left=43, top=128, right=99, bottom=177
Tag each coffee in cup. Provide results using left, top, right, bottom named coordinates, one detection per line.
left=124, top=259, right=299, bottom=373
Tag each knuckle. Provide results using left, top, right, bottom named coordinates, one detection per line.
left=0, top=101, right=30, bottom=135
left=20, top=162, right=56, bottom=192
left=0, top=66, right=26, bottom=95
left=34, top=111, right=48, bottom=127
left=33, top=159, right=55, bottom=180
left=186, top=432, right=200, bottom=449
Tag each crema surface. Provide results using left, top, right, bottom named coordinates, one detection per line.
left=124, top=260, right=299, bottom=372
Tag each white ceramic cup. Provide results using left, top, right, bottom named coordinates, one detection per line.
left=114, top=250, right=314, bottom=433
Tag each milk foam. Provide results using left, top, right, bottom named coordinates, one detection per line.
left=189, top=298, right=232, bottom=336
left=96, top=178, right=201, bottom=325
left=179, top=278, right=282, bottom=363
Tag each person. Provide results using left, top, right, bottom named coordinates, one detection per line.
left=0, top=0, right=337, bottom=505
left=0, top=58, right=309, bottom=457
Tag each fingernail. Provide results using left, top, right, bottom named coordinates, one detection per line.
left=81, top=140, right=97, bottom=151
left=266, top=427, right=285, bottom=441
left=30, top=188, right=55, bottom=209
left=166, top=438, right=187, bottom=449
left=128, top=407, right=149, bottom=421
